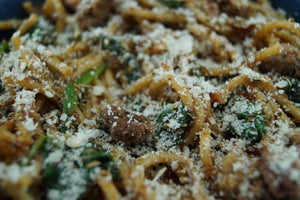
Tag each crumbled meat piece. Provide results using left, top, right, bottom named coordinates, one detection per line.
left=101, top=106, right=153, bottom=144
left=35, top=93, right=58, bottom=115
left=258, top=151, right=300, bottom=200
left=76, top=0, right=113, bottom=30
left=258, top=44, right=300, bottom=80
left=101, top=106, right=126, bottom=127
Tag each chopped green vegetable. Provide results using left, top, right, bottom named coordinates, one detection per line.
left=75, top=64, right=106, bottom=85
left=156, top=102, right=191, bottom=134
left=280, top=77, right=300, bottom=104
left=254, top=113, right=267, bottom=136
left=80, top=144, right=119, bottom=179
left=28, top=18, right=56, bottom=45
left=43, top=143, right=119, bottom=200
left=0, top=41, right=10, bottom=57
left=102, top=37, right=125, bottom=55
left=159, top=0, right=184, bottom=8
left=58, top=123, right=76, bottom=134
left=82, top=151, right=112, bottom=165
left=223, top=96, right=267, bottom=142
left=63, top=65, right=106, bottom=116
left=81, top=146, right=113, bottom=167
left=157, top=131, right=182, bottom=149
left=155, top=102, right=191, bottom=147
left=43, top=144, right=87, bottom=199
left=110, top=168, right=120, bottom=180
left=102, top=37, right=142, bottom=83
left=0, top=41, right=9, bottom=53
left=21, top=136, right=52, bottom=166
left=126, top=62, right=141, bottom=84
left=59, top=125, right=68, bottom=134
left=42, top=140, right=67, bottom=196
left=63, top=83, right=78, bottom=115
left=126, top=97, right=144, bottom=112
left=44, top=163, right=61, bottom=189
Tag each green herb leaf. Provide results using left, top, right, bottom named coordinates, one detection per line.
left=156, top=102, right=190, bottom=134
left=81, top=144, right=119, bottom=180
left=82, top=151, right=113, bottom=168
left=81, top=145, right=113, bottom=169
left=155, top=102, right=191, bottom=147
left=126, top=63, right=141, bottom=84
left=75, top=64, right=106, bottom=85
left=159, top=0, right=184, bottom=8
left=63, top=83, right=78, bottom=115
left=111, top=168, right=120, bottom=180
left=254, top=113, right=267, bottom=136
left=280, top=77, right=300, bottom=104
left=28, top=18, right=56, bottom=45
left=102, top=37, right=142, bottom=83
left=44, top=163, right=61, bottom=189
left=21, top=136, right=52, bottom=166
left=0, top=41, right=10, bottom=55
left=126, top=97, right=144, bottom=112
left=102, top=37, right=125, bottom=55
left=157, top=131, right=182, bottom=147
left=43, top=143, right=119, bottom=199
left=224, top=97, right=266, bottom=142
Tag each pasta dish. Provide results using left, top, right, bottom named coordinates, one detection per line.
left=0, top=0, right=300, bottom=199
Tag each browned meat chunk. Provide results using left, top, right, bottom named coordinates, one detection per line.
left=258, top=151, right=300, bottom=200
left=35, top=93, right=58, bottom=115
left=101, top=106, right=153, bottom=144
left=76, top=0, right=113, bottom=30
left=258, top=44, right=300, bottom=80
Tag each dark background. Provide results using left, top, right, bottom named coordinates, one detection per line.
left=0, top=0, right=299, bottom=39
left=0, top=0, right=298, bottom=20
left=0, top=0, right=44, bottom=39
left=272, top=0, right=300, bottom=21
left=0, top=0, right=44, bottom=20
